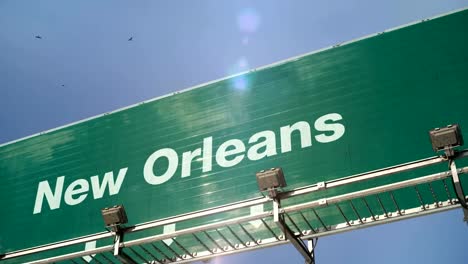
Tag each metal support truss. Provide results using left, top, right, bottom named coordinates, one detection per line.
left=2, top=150, right=468, bottom=264
left=273, top=199, right=315, bottom=263
left=449, top=158, right=468, bottom=221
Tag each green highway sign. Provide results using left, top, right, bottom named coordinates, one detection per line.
left=1, top=8, right=468, bottom=263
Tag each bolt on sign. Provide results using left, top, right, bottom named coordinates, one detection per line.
left=1, top=8, right=468, bottom=263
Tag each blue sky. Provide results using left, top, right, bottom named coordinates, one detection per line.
left=1, top=1, right=468, bottom=263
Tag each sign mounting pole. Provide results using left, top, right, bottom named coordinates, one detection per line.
left=273, top=198, right=315, bottom=264
left=449, top=159, right=468, bottom=222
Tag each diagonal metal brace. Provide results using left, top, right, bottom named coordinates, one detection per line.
left=307, top=238, right=318, bottom=263
left=449, top=160, right=468, bottom=222
left=273, top=199, right=315, bottom=264
left=113, top=231, right=137, bottom=264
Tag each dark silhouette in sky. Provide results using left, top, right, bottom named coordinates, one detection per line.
left=128, top=36, right=133, bottom=41
left=35, top=35, right=42, bottom=39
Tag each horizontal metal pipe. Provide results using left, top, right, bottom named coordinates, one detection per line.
left=123, top=212, right=271, bottom=248
left=301, top=201, right=460, bottom=240
left=2, top=232, right=113, bottom=260
left=1, top=198, right=270, bottom=260
left=26, top=245, right=114, bottom=264
left=284, top=166, right=468, bottom=214
left=4, top=150, right=467, bottom=261
left=127, top=197, right=270, bottom=233
left=129, top=151, right=468, bottom=234
left=28, top=192, right=463, bottom=264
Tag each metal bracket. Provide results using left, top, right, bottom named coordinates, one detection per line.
left=449, top=160, right=468, bottom=222
left=113, top=231, right=137, bottom=264
left=273, top=199, right=315, bottom=264
left=445, top=146, right=455, bottom=158
left=268, top=187, right=279, bottom=199
left=317, top=181, right=326, bottom=190
left=318, top=199, right=327, bottom=207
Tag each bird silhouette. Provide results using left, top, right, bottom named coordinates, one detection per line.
left=35, top=35, right=42, bottom=39
left=128, top=37, right=133, bottom=41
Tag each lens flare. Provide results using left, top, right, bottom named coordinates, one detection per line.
left=242, top=36, right=249, bottom=45
left=237, top=8, right=261, bottom=33
left=233, top=76, right=247, bottom=90
left=238, top=56, right=249, bottom=69
left=227, top=56, right=250, bottom=75
left=226, top=57, right=250, bottom=91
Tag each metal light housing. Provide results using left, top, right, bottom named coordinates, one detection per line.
left=429, top=124, right=463, bottom=157
left=256, top=168, right=287, bottom=198
left=101, top=205, right=128, bottom=228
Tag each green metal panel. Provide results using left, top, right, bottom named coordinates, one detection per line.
left=1, top=8, right=468, bottom=262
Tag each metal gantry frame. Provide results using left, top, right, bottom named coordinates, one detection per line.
left=1, top=150, right=468, bottom=264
